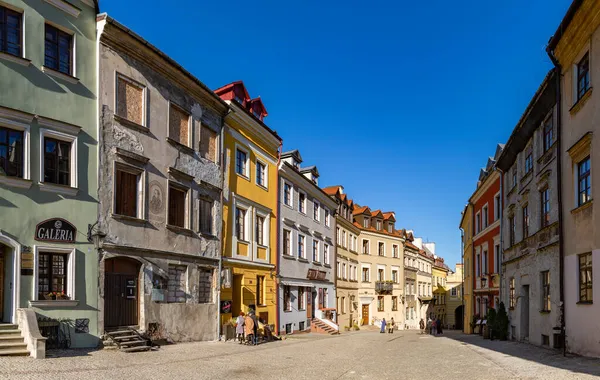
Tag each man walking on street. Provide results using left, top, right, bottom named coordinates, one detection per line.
left=419, top=318, right=425, bottom=334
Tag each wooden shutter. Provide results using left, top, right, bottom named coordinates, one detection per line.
left=169, top=186, right=186, bottom=227
left=116, top=170, right=138, bottom=217
left=200, top=126, right=217, bottom=162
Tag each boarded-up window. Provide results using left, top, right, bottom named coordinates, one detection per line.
left=200, top=126, right=217, bottom=162
left=168, top=184, right=187, bottom=228
left=199, top=198, right=213, bottom=235
left=168, top=264, right=186, bottom=303
left=116, top=75, right=144, bottom=125
left=198, top=268, right=213, bottom=304
left=115, top=169, right=139, bottom=217
left=169, top=104, right=190, bottom=147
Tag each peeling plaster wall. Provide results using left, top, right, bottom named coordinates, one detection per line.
left=97, top=37, right=223, bottom=341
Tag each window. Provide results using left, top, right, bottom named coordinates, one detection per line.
left=200, top=126, right=217, bottom=162
left=283, top=182, right=292, bottom=206
left=541, top=271, right=550, bottom=311
left=525, top=153, right=533, bottom=174
left=313, top=201, right=320, bottom=221
left=115, top=167, right=141, bottom=218
left=509, top=278, right=515, bottom=309
left=199, top=198, right=213, bottom=235
left=494, top=244, right=500, bottom=274
left=341, top=296, right=345, bottom=314
left=512, top=166, right=517, bottom=189
left=169, top=104, right=190, bottom=147
left=198, top=268, right=213, bottom=303
left=298, top=287, right=305, bottom=310
left=44, top=137, right=71, bottom=186
left=235, top=149, right=248, bottom=177
left=283, top=229, right=291, bottom=256
left=377, top=296, right=384, bottom=312
left=362, top=267, right=370, bottom=282
left=283, top=285, right=291, bottom=311
left=353, top=236, right=357, bottom=252
left=342, top=231, right=347, bottom=248
left=37, top=251, right=68, bottom=300
left=578, top=156, right=591, bottom=206
left=323, top=244, right=330, bottom=265
left=476, top=254, right=480, bottom=277
left=541, top=187, right=550, bottom=228
left=494, top=194, right=501, bottom=221
left=341, top=263, right=347, bottom=280
left=312, top=240, right=319, bottom=262
left=543, top=119, right=553, bottom=152
left=336, top=227, right=341, bottom=246
left=256, top=275, right=265, bottom=305
left=363, top=218, right=370, bottom=228
left=376, top=220, right=382, bottom=230
left=522, top=204, right=529, bottom=238
left=324, top=209, right=330, bottom=227
left=256, top=161, right=266, bottom=187
left=577, top=52, right=590, bottom=101
left=235, top=207, right=247, bottom=241
left=482, top=251, right=487, bottom=275
left=451, top=287, right=457, bottom=297
left=406, top=307, right=409, bottom=320
left=483, top=205, right=488, bottom=228
left=388, top=223, right=393, bottom=233
left=392, top=270, right=398, bottom=283
left=378, top=242, right=384, bottom=256
left=509, top=216, right=515, bottom=246
left=298, top=191, right=306, bottom=214
left=116, top=75, right=145, bottom=126
left=579, top=252, right=593, bottom=302
left=44, top=24, right=73, bottom=75
left=168, top=184, right=188, bottom=228
left=378, top=268, right=384, bottom=281
left=255, top=216, right=265, bottom=246
left=392, top=245, right=398, bottom=258
left=167, top=265, right=187, bottom=303
left=362, top=240, right=369, bottom=254
left=0, top=6, right=21, bottom=57
left=476, top=212, right=481, bottom=233
left=298, top=235, right=305, bottom=259
left=0, top=126, right=24, bottom=177
left=392, top=296, right=398, bottom=311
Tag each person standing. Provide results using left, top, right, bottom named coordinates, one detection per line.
left=235, top=312, right=245, bottom=344
left=419, top=318, right=425, bottom=334
left=388, top=318, right=395, bottom=334
left=244, top=313, right=255, bottom=345
left=437, top=318, right=443, bottom=335
left=250, top=310, right=259, bottom=345
left=380, top=318, right=387, bottom=333
left=431, top=319, right=436, bottom=335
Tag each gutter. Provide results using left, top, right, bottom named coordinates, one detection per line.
left=459, top=226, right=465, bottom=333
left=216, top=110, right=229, bottom=341
left=275, top=140, right=283, bottom=334
left=496, top=168, right=504, bottom=310
left=547, top=48, right=566, bottom=357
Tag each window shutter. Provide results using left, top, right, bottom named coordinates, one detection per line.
left=318, top=288, right=323, bottom=309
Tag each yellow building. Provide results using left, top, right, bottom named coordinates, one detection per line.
left=445, top=264, right=463, bottom=330
left=459, top=204, right=474, bottom=333
left=432, top=257, right=449, bottom=325
left=216, top=81, right=282, bottom=332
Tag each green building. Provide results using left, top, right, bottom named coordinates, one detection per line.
left=0, top=0, right=99, bottom=348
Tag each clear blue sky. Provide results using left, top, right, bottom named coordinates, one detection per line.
left=100, top=0, right=570, bottom=267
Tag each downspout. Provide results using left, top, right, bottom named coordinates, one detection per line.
left=459, top=227, right=465, bottom=332
left=496, top=168, right=504, bottom=308
left=547, top=51, right=566, bottom=357
left=275, top=141, right=283, bottom=334
left=216, top=109, right=230, bottom=341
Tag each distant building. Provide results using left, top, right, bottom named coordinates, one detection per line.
left=445, top=264, right=463, bottom=330
left=460, top=204, right=474, bottom=333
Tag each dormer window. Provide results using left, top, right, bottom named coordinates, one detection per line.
left=376, top=220, right=382, bottom=230
left=363, top=218, right=370, bottom=228
left=388, top=224, right=393, bottom=233
left=234, top=95, right=244, bottom=104
left=252, top=109, right=261, bottom=118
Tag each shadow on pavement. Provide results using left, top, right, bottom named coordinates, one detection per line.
left=442, top=330, right=600, bottom=378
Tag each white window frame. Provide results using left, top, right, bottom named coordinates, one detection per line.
left=42, top=21, right=77, bottom=79
left=298, top=189, right=307, bottom=214
left=392, top=269, right=398, bottom=283
left=313, top=200, right=320, bottom=222
left=282, top=180, right=293, bottom=208
left=39, top=127, right=78, bottom=194
left=376, top=220, right=382, bottom=230
left=324, top=209, right=330, bottom=227
left=283, top=228, right=292, bottom=256
left=255, top=212, right=268, bottom=247
left=363, top=218, right=370, bottom=228
left=342, top=230, right=347, bottom=248
left=312, top=239, right=320, bottom=262
left=32, top=246, right=76, bottom=301
left=253, top=207, right=271, bottom=262
left=475, top=211, right=481, bottom=234
left=361, top=264, right=371, bottom=282
left=377, top=241, right=386, bottom=257
left=167, top=102, right=192, bottom=148
left=392, top=244, right=398, bottom=258
left=377, top=265, right=386, bottom=281
left=494, top=192, right=501, bottom=221
left=323, top=243, right=329, bottom=265
left=255, top=158, right=267, bottom=189
left=234, top=144, right=250, bottom=179
left=113, top=162, right=146, bottom=220
left=362, top=239, right=370, bottom=254
left=115, top=72, right=147, bottom=127
left=482, top=204, right=489, bottom=228
left=298, top=234, right=306, bottom=259
left=0, top=112, right=31, bottom=188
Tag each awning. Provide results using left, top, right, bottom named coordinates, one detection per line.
left=280, top=280, right=315, bottom=288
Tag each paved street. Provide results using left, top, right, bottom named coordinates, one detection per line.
left=1, top=330, right=599, bottom=380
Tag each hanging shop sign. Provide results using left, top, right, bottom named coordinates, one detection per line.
left=35, top=218, right=76, bottom=243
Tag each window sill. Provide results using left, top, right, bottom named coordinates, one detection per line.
left=539, top=310, right=551, bottom=314
left=199, top=232, right=218, bottom=240
left=576, top=301, right=593, bottom=305
left=0, top=176, right=32, bottom=189
left=323, top=264, right=331, bottom=268
left=298, top=258, right=309, bottom=263
left=282, top=254, right=296, bottom=260
left=38, top=182, right=78, bottom=196
left=237, top=239, right=250, bottom=245
left=570, top=87, right=593, bottom=115
left=0, top=52, right=31, bottom=66
left=312, top=261, right=322, bottom=266
left=114, top=115, right=149, bottom=134
left=166, top=224, right=194, bottom=235
left=571, top=200, right=593, bottom=215
left=256, top=183, right=268, bottom=191
left=41, top=66, right=79, bottom=84
left=166, top=137, right=195, bottom=155
left=235, top=172, right=250, bottom=182
left=29, top=300, right=79, bottom=308
left=112, top=214, right=147, bottom=224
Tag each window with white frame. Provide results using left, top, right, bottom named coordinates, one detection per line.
left=313, top=200, right=320, bottom=221
left=312, top=240, right=319, bottom=262
left=482, top=205, right=488, bottom=228
left=0, top=5, right=23, bottom=57
left=475, top=211, right=481, bottom=233
left=35, top=247, right=75, bottom=301
left=576, top=52, right=590, bottom=101
left=392, top=244, right=398, bottom=258
left=494, top=194, right=500, bottom=221
left=0, top=117, right=30, bottom=183
left=283, top=181, right=292, bottom=207
left=256, top=160, right=267, bottom=188
left=323, top=243, right=329, bottom=265
left=361, top=267, right=370, bottom=282
left=392, top=270, right=398, bottom=283
left=283, top=229, right=292, bottom=256
left=324, top=209, right=330, bottom=227
left=298, top=234, right=306, bottom=259
left=298, top=191, right=306, bottom=214
left=336, top=227, right=341, bottom=246
left=256, top=215, right=266, bottom=246
left=342, top=263, right=347, bottom=280
left=40, top=128, right=78, bottom=189
left=342, top=230, right=347, bottom=248
left=363, top=218, right=370, bottom=228
left=114, top=163, right=144, bottom=219
left=362, top=239, right=369, bottom=254
left=235, top=206, right=248, bottom=241
left=235, top=147, right=249, bottom=178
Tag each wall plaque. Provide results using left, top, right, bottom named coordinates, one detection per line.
left=35, top=218, right=76, bottom=243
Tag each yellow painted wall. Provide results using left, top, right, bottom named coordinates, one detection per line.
left=461, top=204, right=474, bottom=333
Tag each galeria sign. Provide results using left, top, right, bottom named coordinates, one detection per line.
left=35, top=218, right=76, bottom=243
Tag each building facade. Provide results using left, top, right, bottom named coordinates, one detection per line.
left=432, top=256, right=449, bottom=325
left=353, top=206, right=405, bottom=327
left=547, top=0, right=600, bottom=357
left=403, top=239, right=419, bottom=329
left=496, top=70, right=561, bottom=348
left=277, top=151, right=337, bottom=334
left=0, top=0, right=99, bottom=347
left=95, top=16, right=228, bottom=341
left=460, top=204, right=474, bottom=333
left=324, top=185, right=360, bottom=329
left=416, top=243, right=434, bottom=322
left=217, top=81, right=281, bottom=333
left=470, top=145, right=503, bottom=321
left=445, top=264, right=463, bottom=330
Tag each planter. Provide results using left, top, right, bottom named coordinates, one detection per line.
left=483, top=325, right=490, bottom=339
left=222, top=324, right=236, bottom=341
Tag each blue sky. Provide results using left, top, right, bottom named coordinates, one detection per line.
left=100, top=0, right=570, bottom=267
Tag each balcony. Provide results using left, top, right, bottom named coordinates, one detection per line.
left=375, top=281, right=394, bottom=294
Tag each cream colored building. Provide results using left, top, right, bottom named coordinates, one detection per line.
left=412, top=237, right=433, bottom=323
left=445, top=264, right=463, bottom=330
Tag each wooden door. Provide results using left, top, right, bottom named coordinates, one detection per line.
left=105, top=258, right=140, bottom=328
left=361, top=304, right=369, bottom=325
left=0, top=245, right=4, bottom=322
left=232, top=275, right=242, bottom=316
left=306, top=290, right=312, bottom=319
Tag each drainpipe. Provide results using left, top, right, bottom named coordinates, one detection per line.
left=275, top=141, right=283, bottom=334
left=496, top=168, right=504, bottom=308
left=216, top=110, right=229, bottom=341
left=459, top=226, right=465, bottom=332
left=547, top=51, right=566, bottom=357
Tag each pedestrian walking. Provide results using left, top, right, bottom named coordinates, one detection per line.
left=235, top=312, right=245, bottom=343
left=437, top=318, right=443, bottom=335
left=431, top=319, right=436, bottom=335
left=244, top=313, right=255, bottom=345
left=250, top=310, right=259, bottom=345
left=380, top=318, right=387, bottom=333
left=419, top=318, right=425, bottom=334
left=388, top=318, right=395, bottom=334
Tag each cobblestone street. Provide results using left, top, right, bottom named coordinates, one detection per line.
left=1, top=330, right=599, bottom=380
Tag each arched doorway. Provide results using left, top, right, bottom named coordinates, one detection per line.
left=104, top=257, right=140, bottom=328
left=455, top=305, right=464, bottom=331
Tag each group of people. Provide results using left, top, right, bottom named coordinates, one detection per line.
left=235, top=311, right=259, bottom=345
left=379, top=318, right=395, bottom=334
left=419, top=317, right=443, bottom=335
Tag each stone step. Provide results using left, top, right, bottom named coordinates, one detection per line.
left=106, top=330, right=132, bottom=336
left=0, top=330, right=21, bottom=335
left=0, top=324, right=18, bottom=330
left=119, top=340, right=147, bottom=347
left=0, top=335, right=24, bottom=343
left=0, top=342, right=27, bottom=349
left=121, top=345, right=151, bottom=353
left=0, top=348, right=29, bottom=356
left=113, top=335, right=140, bottom=341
